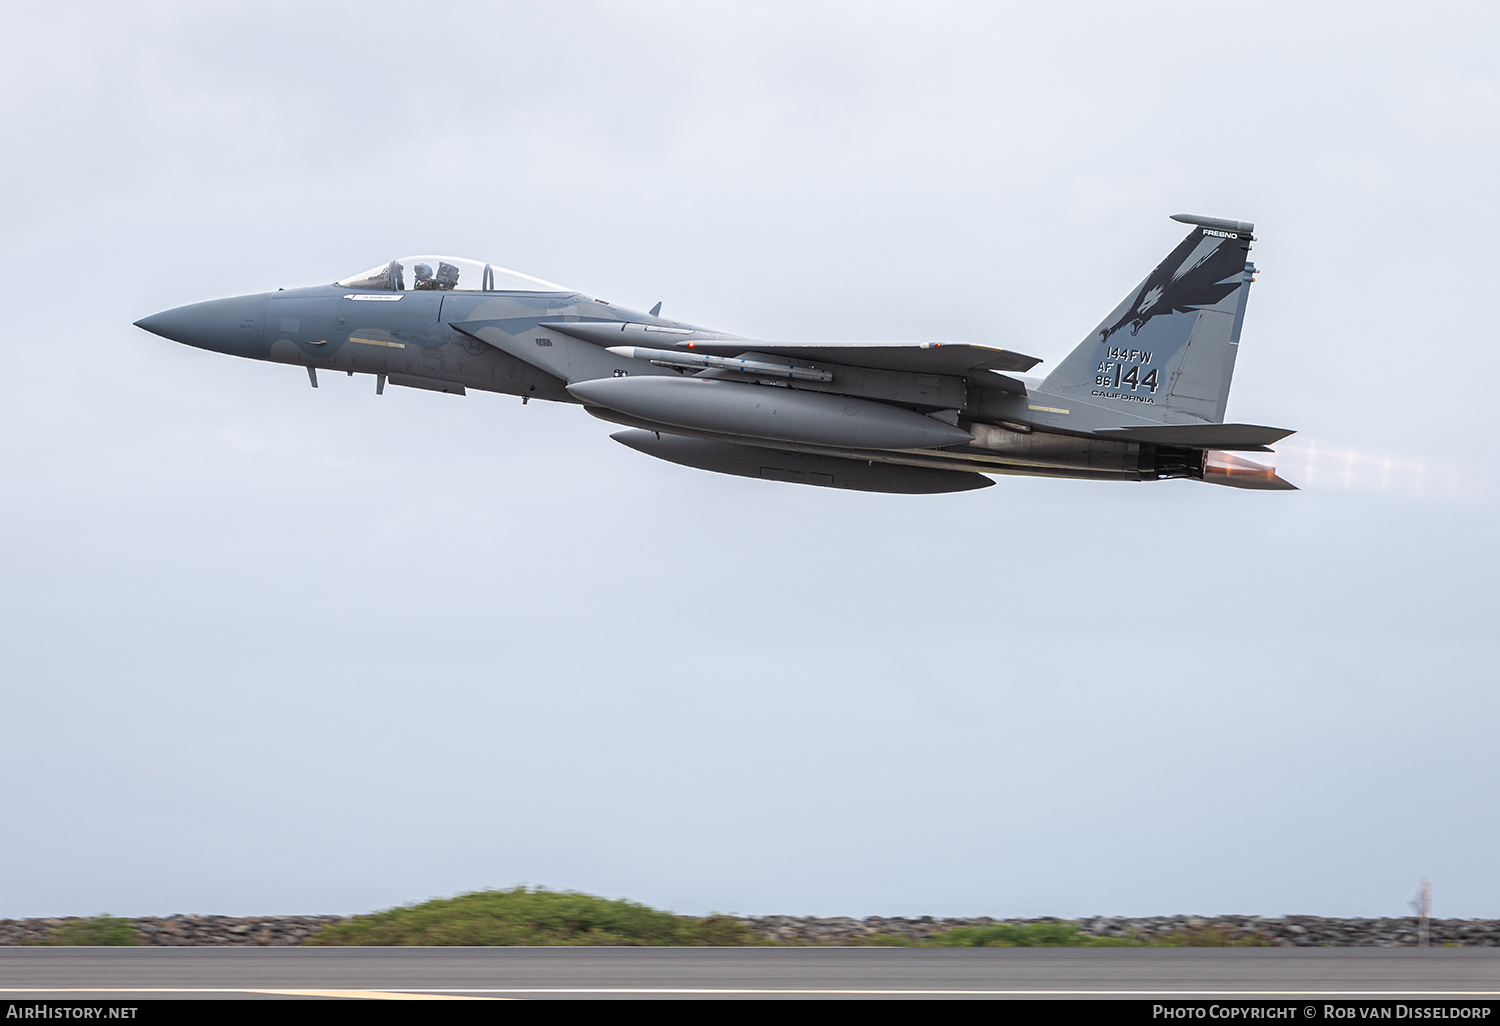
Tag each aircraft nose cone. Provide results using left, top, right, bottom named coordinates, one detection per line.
left=134, top=294, right=270, bottom=356
left=132, top=311, right=180, bottom=339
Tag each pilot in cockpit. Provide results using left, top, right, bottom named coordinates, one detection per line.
left=413, top=261, right=462, bottom=291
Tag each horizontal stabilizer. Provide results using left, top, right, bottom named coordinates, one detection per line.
left=611, top=430, right=993, bottom=494
left=1093, top=422, right=1294, bottom=450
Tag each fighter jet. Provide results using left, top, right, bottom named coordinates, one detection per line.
left=134, top=214, right=1294, bottom=494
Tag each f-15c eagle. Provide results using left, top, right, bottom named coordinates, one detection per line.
left=135, top=213, right=1293, bottom=494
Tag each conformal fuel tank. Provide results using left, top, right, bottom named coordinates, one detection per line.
left=611, top=430, right=992, bottom=493
left=567, top=376, right=972, bottom=451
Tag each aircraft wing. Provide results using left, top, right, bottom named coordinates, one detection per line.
left=671, top=341, right=1042, bottom=375
left=541, top=321, right=1041, bottom=375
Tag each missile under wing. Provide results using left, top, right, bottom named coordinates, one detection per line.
left=134, top=217, right=1295, bottom=493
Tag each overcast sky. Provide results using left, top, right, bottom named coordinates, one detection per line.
left=2, top=1, right=1497, bottom=922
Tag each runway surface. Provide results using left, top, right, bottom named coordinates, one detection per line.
left=4, top=947, right=1500, bottom=999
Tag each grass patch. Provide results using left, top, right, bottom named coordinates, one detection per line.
left=46, top=916, right=139, bottom=946
left=931, top=922, right=1135, bottom=947
left=304, top=887, right=757, bottom=947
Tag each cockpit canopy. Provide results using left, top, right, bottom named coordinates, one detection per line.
left=338, top=256, right=568, bottom=293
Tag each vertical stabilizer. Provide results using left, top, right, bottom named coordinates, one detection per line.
left=1040, top=215, right=1256, bottom=424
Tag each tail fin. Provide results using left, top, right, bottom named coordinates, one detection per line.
left=1041, top=214, right=1256, bottom=424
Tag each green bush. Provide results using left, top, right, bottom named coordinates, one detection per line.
left=682, top=914, right=757, bottom=946
left=305, top=887, right=757, bottom=947
left=931, top=921, right=1134, bottom=947
left=47, top=916, right=138, bottom=946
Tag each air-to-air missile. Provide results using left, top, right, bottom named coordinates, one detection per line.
left=603, top=345, right=833, bottom=381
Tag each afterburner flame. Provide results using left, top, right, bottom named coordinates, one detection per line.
left=1270, top=441, right=1486, bottom=499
